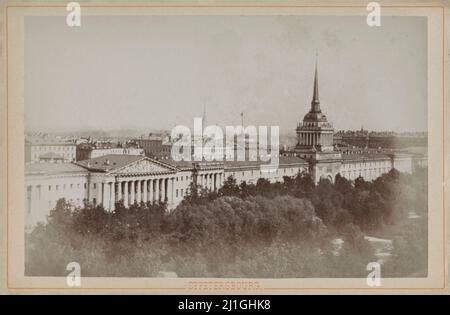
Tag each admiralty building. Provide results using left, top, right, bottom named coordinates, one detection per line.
left=24, top=64, right=420, bottom=231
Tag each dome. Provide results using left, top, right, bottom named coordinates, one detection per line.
left=303, top=110, right=328, bottom=123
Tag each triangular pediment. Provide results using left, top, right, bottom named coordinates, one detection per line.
left=112, top=158, right=176, bottom=175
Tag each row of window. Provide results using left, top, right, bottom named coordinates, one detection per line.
left=33, top=146, right=75, bottom=151
left=175, top=189, right=184, bottom=198
left=48, top=183, right=87, bottom=191
left=343, top=161, right=390, bottom=168
left=231, top=168, right=298, bottom=177
left=177, top=175, right=191, bottom=181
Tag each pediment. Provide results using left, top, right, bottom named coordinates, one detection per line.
left=113, top=158, right=176, bottom=175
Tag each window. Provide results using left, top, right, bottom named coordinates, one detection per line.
left=70, top=184, right=73, bottom=189
left=180, top=189, right=184, bottom=196
left=48, top=185, right=51, bottom=191
left=93, top=183, right=96, bottom=189
left=186, top=176, right=188, bottom=180
left=56, top=185, right=59, bottom=190
left=176, top=189, right=178, bottom=197
left=84, top=183, right=87, bottom=189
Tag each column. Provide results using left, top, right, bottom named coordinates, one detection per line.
left=161, top=178, right=166, bottom=202
left=123, top=181, right=129, bottom=207
left=171, top=178, right=175, bottom=205
left=117, top=181, right=122, bottom=201
left=130, top=180, right=135, bottom=205
left=35, top=185, right=42, bottom=221
left=167, top=178, right=173, bottom=206
left=155, top=178, right=159, bottom=202
left=149, top=179, right=154, bottom=202
left=110, top=182, right=115, bottom=211
left=136, top=180, right=141, bottom=204
left=28, top=185, right=34, bottom=217
left=143, top=180, right=148, bottom=203
left=98, top=183, right=103, bottom=206
left=102, top=182, right=107, bottom=209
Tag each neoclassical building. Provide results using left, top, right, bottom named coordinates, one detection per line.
left=25, top=155, right=308, bottom=230
left=294, top=61, right=413, bottom=183
left=24, top=61, right=418, bottom=231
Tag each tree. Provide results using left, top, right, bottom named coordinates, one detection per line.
left=218, top=176, right=240, bottom=197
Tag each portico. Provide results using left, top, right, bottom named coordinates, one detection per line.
left=76, top=155, right=179, bottom=211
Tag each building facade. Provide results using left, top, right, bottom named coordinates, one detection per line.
left=25, top=155, right=308, bottom=230
left=25, top=137, right=77, bottom=163
left=294, top=61, right=414, bottom=183
left=134, top=135, right=173, bottom=159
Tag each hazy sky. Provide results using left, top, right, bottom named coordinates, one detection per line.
left=25, top=15, right=427, bottom=133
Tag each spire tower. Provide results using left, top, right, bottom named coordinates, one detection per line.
left=311, top=53, right=321, bottom=113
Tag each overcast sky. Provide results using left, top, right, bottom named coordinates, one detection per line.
left=25, top=15, right=427, bottom=133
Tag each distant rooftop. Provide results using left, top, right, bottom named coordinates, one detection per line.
left=26, top=136, right=75, bottom=146
left=25, top=162, right=88, bottom=176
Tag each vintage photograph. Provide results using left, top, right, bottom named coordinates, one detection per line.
left=22, top=13, right=429, bottom=280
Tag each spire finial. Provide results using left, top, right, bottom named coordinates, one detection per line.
left=202, top=103, right=207, bottom=126
left=311, top=51, right=320, bottom=112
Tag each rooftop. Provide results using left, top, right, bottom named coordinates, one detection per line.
left=75, top=154, right=147, bottom=172
left=25, top=162, right=88, bottom=176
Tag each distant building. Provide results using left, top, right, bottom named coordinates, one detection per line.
left=76, top=141, right=144, bottom=161
left=134, top=135, right=172, bottom=159
left=25, top=136, right=76, bottom=163
left=334, top=130, right=427, bottom=149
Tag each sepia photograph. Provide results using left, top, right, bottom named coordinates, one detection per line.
left=1, top=1, right=447, bottom=295
left=23, top=13, right=429, bottom=279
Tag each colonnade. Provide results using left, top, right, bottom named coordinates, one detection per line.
left=196, top=172, right=224, bottom=192
left=100, top=177, right=175, bottom=210
left=299, top=132, right=333, bottom=146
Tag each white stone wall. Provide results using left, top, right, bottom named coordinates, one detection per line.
left=392, top=156, right=413, bottom=174
left=173, top=170, right=194, bottom=205
left=340, top=159, right=392, bottom=181
left=225, top=165, right=306, bottom=185
left=25, top=174, right=88, bottom=231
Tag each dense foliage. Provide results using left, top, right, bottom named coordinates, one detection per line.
left=26, top=168, right=427, bottom=278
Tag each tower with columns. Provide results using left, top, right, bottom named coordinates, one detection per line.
left=295, top=58, right=342, bottom=182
